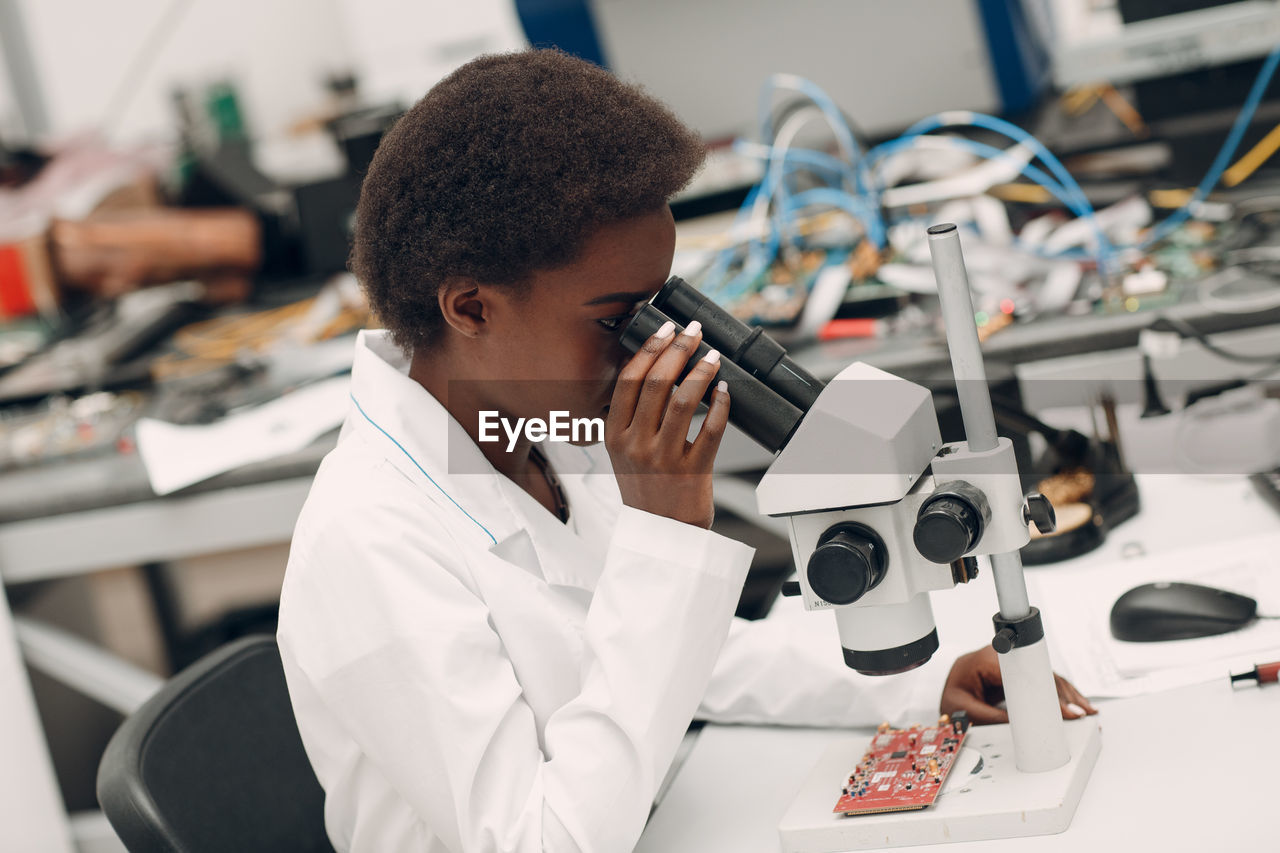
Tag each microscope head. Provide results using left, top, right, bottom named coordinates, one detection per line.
left=617, top=273, right=1036, bottom=677
left=757, top=361, right=960, bottom=674
left=756, top=362, right=941, bottom=516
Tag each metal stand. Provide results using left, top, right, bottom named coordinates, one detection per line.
left=926, top=223, right=1070, bottom=773
left=777, top=225, right=1101, bottom=849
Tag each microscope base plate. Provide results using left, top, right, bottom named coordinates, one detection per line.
left=779, top=717, right=1101, bottom=851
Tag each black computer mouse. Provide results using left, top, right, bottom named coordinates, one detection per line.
left=1111, top=578, right=1259, bottom=637
left=1110, top=581, right=1258, bottom=642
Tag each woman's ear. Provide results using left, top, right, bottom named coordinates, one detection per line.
left=437, top=278, right=487, bottom=338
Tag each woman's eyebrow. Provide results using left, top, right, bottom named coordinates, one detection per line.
left=582, top=290, right=652, bottom=306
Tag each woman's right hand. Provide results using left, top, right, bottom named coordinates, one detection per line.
left=605, top=319, right=731, bottom=529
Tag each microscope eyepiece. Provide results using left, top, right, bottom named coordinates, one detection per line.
left=650, top=276, right=824, bottom=412
left=618, top=304, right=804, bottom=452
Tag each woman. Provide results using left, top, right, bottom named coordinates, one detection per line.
left=277, top=49, right=1094, bottom=853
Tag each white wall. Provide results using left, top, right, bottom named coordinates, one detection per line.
left=9, top=1, right=1023, bottom=148
left=0, top=38, right=21, bottom=142
left=18, top=0, right=352, bottom=144
left=333, top=0, right=526, bottom=110
left=13, top=0, right=531, bottom=146
left=590, top=0, right=1001, bottom=140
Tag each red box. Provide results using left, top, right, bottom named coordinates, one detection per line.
left=0, top=231, right=58, bottom=320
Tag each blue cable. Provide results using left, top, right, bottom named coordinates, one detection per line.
left=893, top=112, right=1094, bottom=216
left=730, top=139, right=865, bottom=203
left=729, top=147, right=888, bottom=247
left=722, top=42, right=1280, bottom=305
left=1142, top=44, right=1280, bottom=246
left=758, top=74, right=864, bottom=168
left=867, top=136, right=1074, bottom=211
left=872, top=43, right=1280, bottom=257
left=781, top=187, right=885, bottom=245
left=703, top=181, right=770, bottom=299
left=874, top=114, right=1112, bottom=270
left=706, top=87, right=888, bottom=301
left=755, top=75, right=885, bottom=235
left=865, top=135, right=1101, bottom=261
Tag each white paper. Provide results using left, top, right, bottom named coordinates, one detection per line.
left=136, top=375, right=351, bottom=495
left=1030, top=531, right=1280, bottom=698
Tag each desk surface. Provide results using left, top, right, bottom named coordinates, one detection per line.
left=638, top=678, right=1279, bottom=852
left=0, top=432, right=335, bottom=525
left=638, top=473, right=1280, bottom=852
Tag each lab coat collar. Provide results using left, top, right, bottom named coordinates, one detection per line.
left=346, top=330, right=607, bottom=590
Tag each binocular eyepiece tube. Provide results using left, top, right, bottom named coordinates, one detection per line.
left=619, top=301, right=805, bottom=453
left=651, top=276, right=824, bottom=412
left=618, top=277, right=825, bottom=453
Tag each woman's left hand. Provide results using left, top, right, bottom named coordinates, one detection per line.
left=940, top=645, right=1098, bottom=725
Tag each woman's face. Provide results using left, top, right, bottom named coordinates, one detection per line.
left=469, top=206, right=676, bottom=430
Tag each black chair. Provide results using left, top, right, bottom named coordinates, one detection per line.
left=97, top=635, right=335, bottom=852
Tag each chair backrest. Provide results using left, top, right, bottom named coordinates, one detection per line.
left=97, top=635, right=335, bottom=853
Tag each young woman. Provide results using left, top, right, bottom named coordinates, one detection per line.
left=277, top=49, right=1095, bottom=853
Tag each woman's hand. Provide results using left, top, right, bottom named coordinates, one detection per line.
left=605, top=319, right=730, bottom=529
left=940, top=645, right=1098, bottom=725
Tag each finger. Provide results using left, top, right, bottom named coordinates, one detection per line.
left=609, top=320, right=676, bottom=428
left=1059, top=701, right=1083, bottom=720
left=1068, top=683, right=1098, bottom=714
left=942, top=689, right=1010, bottom=726
left=690, top=379, right=731, bottom=467
left=658, top=349, right=721, bottom=447
left=1055, top=676, right=1099, bottom=715
left=631, top=322, right=703, bottom=436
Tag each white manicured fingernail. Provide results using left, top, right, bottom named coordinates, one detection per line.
left=654, top=321, right=675, bottom=339
left=684, top=320, right=702, bottom=336
left=1067, top=703, right=1084, bottom=715
left=716, top=380, right=728, bottom=394
left=702, top=349, right=721, bottom=364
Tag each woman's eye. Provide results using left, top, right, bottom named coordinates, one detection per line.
left=596, top=315, right=629, bottom=332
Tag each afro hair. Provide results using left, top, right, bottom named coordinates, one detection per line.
left=351, top=49, right=706, bottom=352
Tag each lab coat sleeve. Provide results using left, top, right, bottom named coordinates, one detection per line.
left=696, top=596, right=953, bottom=729
left=286, top=501, right=753, bottom=853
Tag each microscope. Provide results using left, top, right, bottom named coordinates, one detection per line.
left=620, top=224, right=1101, bottom=850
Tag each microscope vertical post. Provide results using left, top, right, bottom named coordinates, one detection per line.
left=926, top=223, right=1069, bottom=773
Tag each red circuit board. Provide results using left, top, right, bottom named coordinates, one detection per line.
left=833, top=713, right=970, bottom=816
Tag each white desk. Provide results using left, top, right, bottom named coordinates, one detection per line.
left=638, top=473, right=1280, bottom=852
left=638, top=679, right=1278, bottom=852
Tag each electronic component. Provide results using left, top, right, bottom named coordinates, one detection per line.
left=1230, top=660, right=1280, bottom=687
left=0, top=391, right=146, bottom=470
left=833, top=713, right=970, bottom=817
left=0, top=282, right=205, bottom=404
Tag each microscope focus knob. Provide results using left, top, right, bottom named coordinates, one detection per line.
left=914, top=486, right=988, bottom=564
left=806, top=524, right=888, bottom=606
left=1023, top=492, right=1057, bottom=535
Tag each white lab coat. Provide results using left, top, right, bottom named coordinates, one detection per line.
left=278, top=330, right=950, bottom=853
